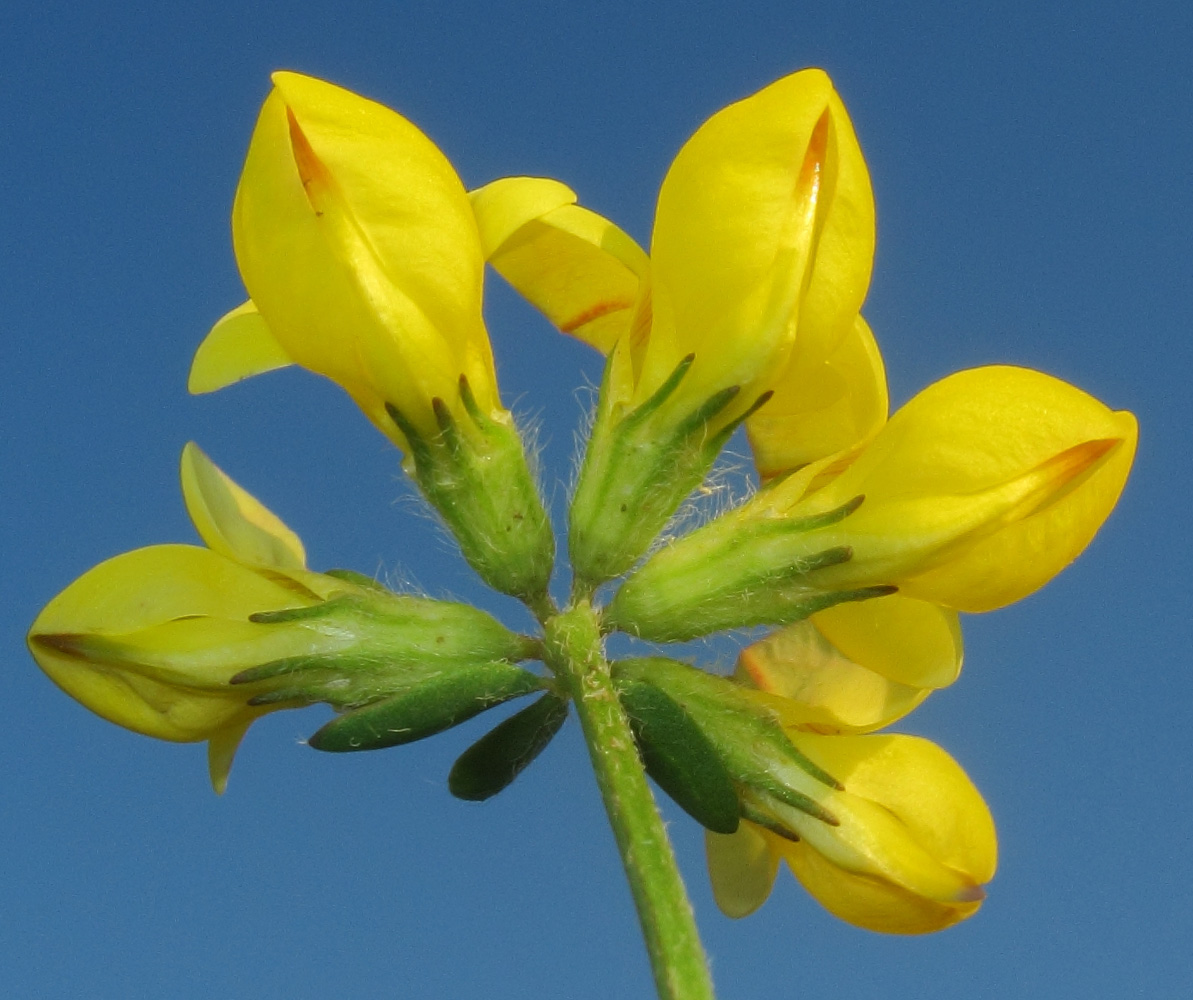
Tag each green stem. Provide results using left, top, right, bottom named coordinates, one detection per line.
left=543, top=602, right=716, bottom=1000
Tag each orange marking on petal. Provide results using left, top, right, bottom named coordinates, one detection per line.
left=559, top=298, right=634, bottom=334
left=1025, top=437, right=1122, bottom=511
left=738, top=647, right=769, bottom=690
left=286, top=107, right=331, bottom=216
left=794, top=108, right=831, bottom=226
left=994, top=436, right=1124, bottom=528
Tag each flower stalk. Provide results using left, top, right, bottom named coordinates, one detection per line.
left=542, top=602, right=716, bottom=1000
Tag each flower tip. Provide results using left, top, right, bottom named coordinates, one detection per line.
left=269, top=69, right=327, bottom=98
left=29, top=632, right=96, bottom=658
left=952, top=880, right=987, bottom=904
left=1071, top=435, right=1123, bottom=468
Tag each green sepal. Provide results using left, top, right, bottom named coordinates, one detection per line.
left=248, top=594, right=366, bottom=624
left=308, top=660, right=545, bottom=752
left=322, top=568, right=393, bottom=594
left=613, top=657, right=841, bottom=795
left=233, top=654, right=399, bottom=708
left=739, top=802, right=802, bottom=843
left=248, top=590, right=532, bottom=663
left=567, top=351, right=773, bottom=590
left=748, top=777, right=840, bottom=827
left=385, top=375, right=555, bottom=603
left=616, top=678, right=740, bottom=835
left=448, top=692, right=569, bottom=801
left=227, top=590, right=537, bottom=710
left=605, top=491, right=896, bottom=641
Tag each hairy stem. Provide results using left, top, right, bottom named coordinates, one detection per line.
left=543, top=601, right=716, bottom=1000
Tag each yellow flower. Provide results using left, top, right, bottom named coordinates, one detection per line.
left=608, top=364, right=1136, bottom=638
left=700, top=319, right=993, bottom=934
left=708, top=606, right=991, bottom=933
left=616, top=650, right=991, bottom=934
left=189, top=71, right=503, bottom=453
left=27, top=443, right=350, bottom=793
left=472, top=68, right=875, bottom=429
left=468, top=70, right=877, bottom=585
left=707, top=727, right=996, bottom=934
left=697, top=367, right=1131, bottom=932
left=773, top=365, right=1138, bottom=612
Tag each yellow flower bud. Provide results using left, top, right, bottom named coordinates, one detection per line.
left=191, top=74, right=556, bottom=599
left=610, top=364, right=1136, bottom=637
left=190, top=72, right=502, bottom=453
left=714, top=604, right=993, bottom=933
left=624, top=649, right=994, bottom=934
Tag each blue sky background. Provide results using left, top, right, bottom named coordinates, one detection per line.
left=3, top=1, right=1190, bottom=997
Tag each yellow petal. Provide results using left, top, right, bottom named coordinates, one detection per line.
left=483, top=199, right=648, bottom=354
left=31, top=648, right=255, bottom=742
left=778, top=732, right=996, bottom=933
left=68, top=614, right=333, bottom=689
left=32, top=545, right=311, bottom=637
left=738, top=595, right=960, bottom=732
left=188, top=300, right=293, bottom=394
left=27, top=545, right=319, bottom=741
left=469, top=176, right=577, bottom=258
left=782, top=838, right=983, bottom=934
left=269, top=71, right=485, bottom=357
left=787, top=90, right=875, bottom=374
left=747, top=314, right=888, bottom=478
left=740, top=630, right=925, bottom=736
left=180, top=442, right=306, bottom=571
left=641, top=69, right=873, bottom=411
left=811, top=594, right=962, bottom=690
left=705, top=823, right=781, bottom=918
left=233, top=73, right=498, bottom=440
left=208, top=718, right=254, bottom=794
left=806, top=366, right=1137, bottom=611
left=802, top=733, right=997, bottom=882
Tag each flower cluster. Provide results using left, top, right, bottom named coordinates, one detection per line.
left=30, top=68, right=1134, bottom=943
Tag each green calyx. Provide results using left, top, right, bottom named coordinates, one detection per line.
left=308, top=661, right=548, bottom=752
left=568, top=352, right=772, bottom=592
left=612, top=657, right=842, bottom=835
left=616, top=676, right=741, bottom=835
left=605, top=493, right=894, bottom=641
left=231, top=587, right=540, bottom=714
left=386, top=375, right=555, bottom=603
